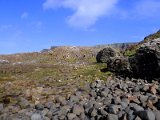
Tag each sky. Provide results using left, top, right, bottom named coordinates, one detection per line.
left=0, top=0, right=160, bottom=54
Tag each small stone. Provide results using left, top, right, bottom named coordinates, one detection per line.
left=103, top=97, right=112, bottom=106
left=99, top=108, right=108, bottom=116
left=149, top=84, right=157, bottom=95
left=67, top=113, right=77, bottom=120
left=79, top=113, right=86, bottom=120
left=42, top=108, right=49, bottom=116
left=69, top=95, right=79, bottom=103
left=44, top=102, right=55, bottom=109
left=153, top=110, right=160, bottom=120
left=112, top=96, right=121, bottom=104
left=107, top=114, right=118, bottom=120
left=142, top=85, right=149, bottom=92
left=120, top=102, right=128, bottom=109
left=58, top=106, right=70, bottom=117
left=130, top=103, right=144, bottom=112
left=147, top=100, right=155, bottom=109
left=55, top=96, right=66, bottom=106
left=31, top=113, right=43, bottom=120
left=18, top=97, right=30, bottom=109
left=100, top=88, right=109, bottom=97
left=95, top=80, right=102, bottom=88
left=0, top=104, right=4, bottom=112
left=121, top=98, right=130, bottom=104
left=91, top=108, right=97, bottom=117
left=135, top=116, right=142, bottom=120
left=107, top=105, right=120, bottom=114
left=35, top=104, right=44, bottom=110
left=126, top=109, right=136, bottom=120
left=46, top=111, right=52, bottom=119
left=135, top=110, right=155, bottom=120
left=72, top=104, right=84, bottom=115
left=128, top=96, right=138, bottom=103
left=139, top=95, right=148, bottom=103
left=148, top=95, right=158, bottom=104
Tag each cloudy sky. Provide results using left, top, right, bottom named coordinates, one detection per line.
left=0, top=0, right=160, bottom=54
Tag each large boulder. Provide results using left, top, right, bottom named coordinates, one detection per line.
left=129, top=38, right=160, bottom=79
left=96, top=47, right=120, bottom=63
left=107, top=57, right=131, bottom=76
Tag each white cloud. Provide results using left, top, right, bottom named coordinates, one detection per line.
left=21, top=12, right=28, bottom=19
left=43, top=0, right=119, bottom=30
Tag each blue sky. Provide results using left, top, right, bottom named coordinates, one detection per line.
left=0, top=0, right=160, bottom=54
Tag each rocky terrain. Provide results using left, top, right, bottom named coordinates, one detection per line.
left=0, top=31, right=160, bottom=120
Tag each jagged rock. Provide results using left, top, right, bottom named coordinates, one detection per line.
left=96, top=47, right=119, bottom=63
left=129, top=38, right=160, bottom=79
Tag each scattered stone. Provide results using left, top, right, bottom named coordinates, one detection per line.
left=149, top=84, right=157, bottom=95
left=0, top=104, right=4, bottom=113
left=67, top=113, right=77, bottom=120
left=72, top=104, right=84, bottom=116
left=107, top=114, right=118, bottom=120
left=55, top=96, right=66, bottom=106
left=31, top=113, right=43, bottom=120
left=135, top=110, right=155, bottom=120
left=35, top=103, right=44, bottom=110
left=130, top=103, right=144, bottom=112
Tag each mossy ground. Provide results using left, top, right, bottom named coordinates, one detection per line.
left=0, top=54, right=112, bottom=103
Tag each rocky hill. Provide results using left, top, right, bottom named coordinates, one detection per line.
left=125, top=30, right=160, bottom=56
left=0, top=31, right=160, bottom=120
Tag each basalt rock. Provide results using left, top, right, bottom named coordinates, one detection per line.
left=129, top=38, right=160, bottom=79
left=107, top=57, right=131, bottom=76
left=96, top=47, right=120, bottom=63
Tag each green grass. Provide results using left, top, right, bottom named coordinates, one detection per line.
left=72, top=63, right=112, bottom=82
left=124, top=49, right=137, bottom=57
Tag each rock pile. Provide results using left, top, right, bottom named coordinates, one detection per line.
left=0, top=77, right=160, bottom=120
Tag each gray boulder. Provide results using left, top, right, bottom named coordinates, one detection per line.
left=107, top=57, right=131, bottom=75
left=96, top=47, right=119, bottom=63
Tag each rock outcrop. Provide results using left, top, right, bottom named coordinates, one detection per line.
left=103, top=38, right=160, bottom=80
left=129, top=38, right=160, bottom=79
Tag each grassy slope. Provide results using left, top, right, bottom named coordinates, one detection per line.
left=0, top=47, right=111, bottom=102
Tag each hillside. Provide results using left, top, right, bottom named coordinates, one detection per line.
left=124, top=30, right=160, bottom=56
left=0, top=34, right=160, bottom=119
